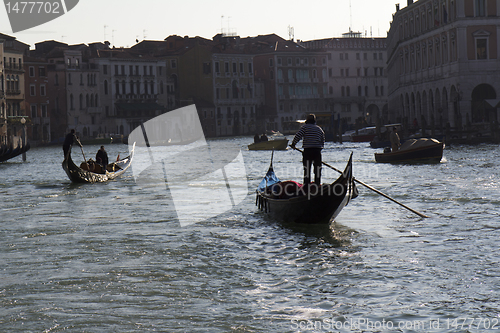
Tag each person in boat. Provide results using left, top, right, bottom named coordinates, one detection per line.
left=62, top=129, right=82, bottom=158
left=254, top=134, right=261, bottom=143
left=96, top=146, right=109, bottom=170
left=260, top=134, right=268, bottom=142
left=390, top=127, right=401, bottom=152
left=290, top=114, right=325, bottom=186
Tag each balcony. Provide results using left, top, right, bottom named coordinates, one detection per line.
left=6, top=89, right=21, bottom=96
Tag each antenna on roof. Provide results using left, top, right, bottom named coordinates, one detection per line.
left=288, top=25, right=294, bottom=41
left=104, top=25, right=108, bottom=42
left=349, top=0, right=352, bottom=31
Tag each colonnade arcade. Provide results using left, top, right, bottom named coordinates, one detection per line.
left=397, top=83, right=498, bottom=131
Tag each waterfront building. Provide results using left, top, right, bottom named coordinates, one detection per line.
left=211, top=34, right=257, bottom=136
left=300, top=31, right=389, bottom=133
left=91, top=47, right=167, bottom=138
left=247, top=34, right=329, bottom=134
left=386, top=0, right=500, bottom=139
left=24, top=55, right=51, bottom=144
left=0, top=33, right=29, bottom=146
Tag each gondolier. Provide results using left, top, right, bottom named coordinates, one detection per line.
left=290, top=114, right=325, bottom=186
left=62, top=129, right=82, bottom=158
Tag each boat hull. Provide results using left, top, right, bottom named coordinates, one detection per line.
left=62, top=145, right=134, bottom=183
left=256, top=155, right=355, bottom=224
left=375, top=141, right=444, bottom=164
left=248, top=139, right=288, bottom=150
left=0, top=143, right=30, bottom=162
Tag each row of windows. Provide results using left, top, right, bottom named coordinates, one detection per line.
left=29, top=84, right=46, bottom=96
left=2, top=57, right=23, bottom=69
left=334, top=85, right=385, bottom=97
left=275, top=57, right=327, bottom=66
left=0, top=102, right=22, bottom=117
left=69, top=93, right=99, bottom=110
left=29, top=66, right=47, bottom=77
left=1, top=74, right=20, bottom=92
left=113, top=80, right=156, bottom=95
left=66, top=73, right=98, bottom=86
left=214, top=61, right=253, bottom=74
left=112, top=64, right=160, bottom=76
left=325, top=67, right=387, bottom=78
left=215, top=106, right=254, bottom=118
left=338, top=52, right=384, bottom=61
left=215, top=85, right=253, bottom=99
left=30, top=104, right=48, bottom=118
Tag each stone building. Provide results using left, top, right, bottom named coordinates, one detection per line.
left=300, top=31, right=389, bottom=133
left=24, top=56, right=51, bottom=144
left=0, top=33, right=29, bottom=146
left=387, top=0, right=500, bottom=139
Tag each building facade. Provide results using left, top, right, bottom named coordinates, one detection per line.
left=300, top=32, right=389, bottom=132
left=24, top=56, right=51, bottom=144
left=387, top=0, right=500, bottom=137
left=0, top=34, right=29, bottom=146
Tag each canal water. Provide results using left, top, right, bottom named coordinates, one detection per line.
left=1, top=137, right=499, bottom=332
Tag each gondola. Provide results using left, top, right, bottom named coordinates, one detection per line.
left=256, top=153, right=357, bottom=224
left=0, top=142, right=30, bottom=162
left=62, top=143, right=135, bottom=183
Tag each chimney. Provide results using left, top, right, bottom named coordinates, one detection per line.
left=407, top=0, right=413, bottom=6
left=396, top=3, right=400, bottom=11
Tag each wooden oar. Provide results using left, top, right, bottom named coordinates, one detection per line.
left=79, top=146, right=90, bottom=170
left=291, top=147, right=429, bottom=218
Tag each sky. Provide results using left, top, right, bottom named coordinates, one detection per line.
left=1, top=0, right=400, bottom=49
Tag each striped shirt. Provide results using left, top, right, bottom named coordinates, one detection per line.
left=292, top=123, right=325, bottom=149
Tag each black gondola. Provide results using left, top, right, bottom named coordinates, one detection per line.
left=0, top=143, right=30, bottom=162
left=256, top=153, right=357, bottom=224
left=62, top=143, right=135, bottom=183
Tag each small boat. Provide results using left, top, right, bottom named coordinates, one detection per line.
left=256, top=153, right=357, bottom=224
left=351, top=126, right=378, bottom=142
left=374, top=138, right=444, bottom=164
left=0, top=142, right=30, bottom=162
left=62, top=143, right=135, bottom=183
left=248, top=138, right=288, bottom=150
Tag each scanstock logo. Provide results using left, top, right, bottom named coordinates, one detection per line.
left=128, top=105, right=248, bottom=227
left=3, top=0, right=79, bottom=33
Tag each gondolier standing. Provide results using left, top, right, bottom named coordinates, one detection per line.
left=290, top=114, right=325, bottom=186
left=390, top=126, right=401, bottom=152
left=62, top=129, right=82, bottom=158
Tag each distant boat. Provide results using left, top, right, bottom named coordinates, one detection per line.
left=62, top=143, right=135, bottom=183
left=248, top=132, right=288, bottom=150
left=0, top=142, right=30, bottom=162
left=374, top=138, right=444, bottom=164
left=351, top=126, right=378, bottom=142
left=256, top=153, right=357, bottom=224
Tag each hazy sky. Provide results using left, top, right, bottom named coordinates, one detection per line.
left=1, top=0, right=399, bottom=49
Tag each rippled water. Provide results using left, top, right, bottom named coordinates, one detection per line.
left=1, top=138, right=499, bottom=332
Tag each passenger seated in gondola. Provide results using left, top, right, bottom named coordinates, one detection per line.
left=268, top=181, right=303, bottom=199
left=95, top=146, right=109, bottom=171
left=260, top=134, right=268, bottom=142
left=254, top=134, right=261, bottom=143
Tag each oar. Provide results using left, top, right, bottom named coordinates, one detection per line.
left=291, top=147, right=429, bottom=218
left=79, top=146, right=90, bottom=170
